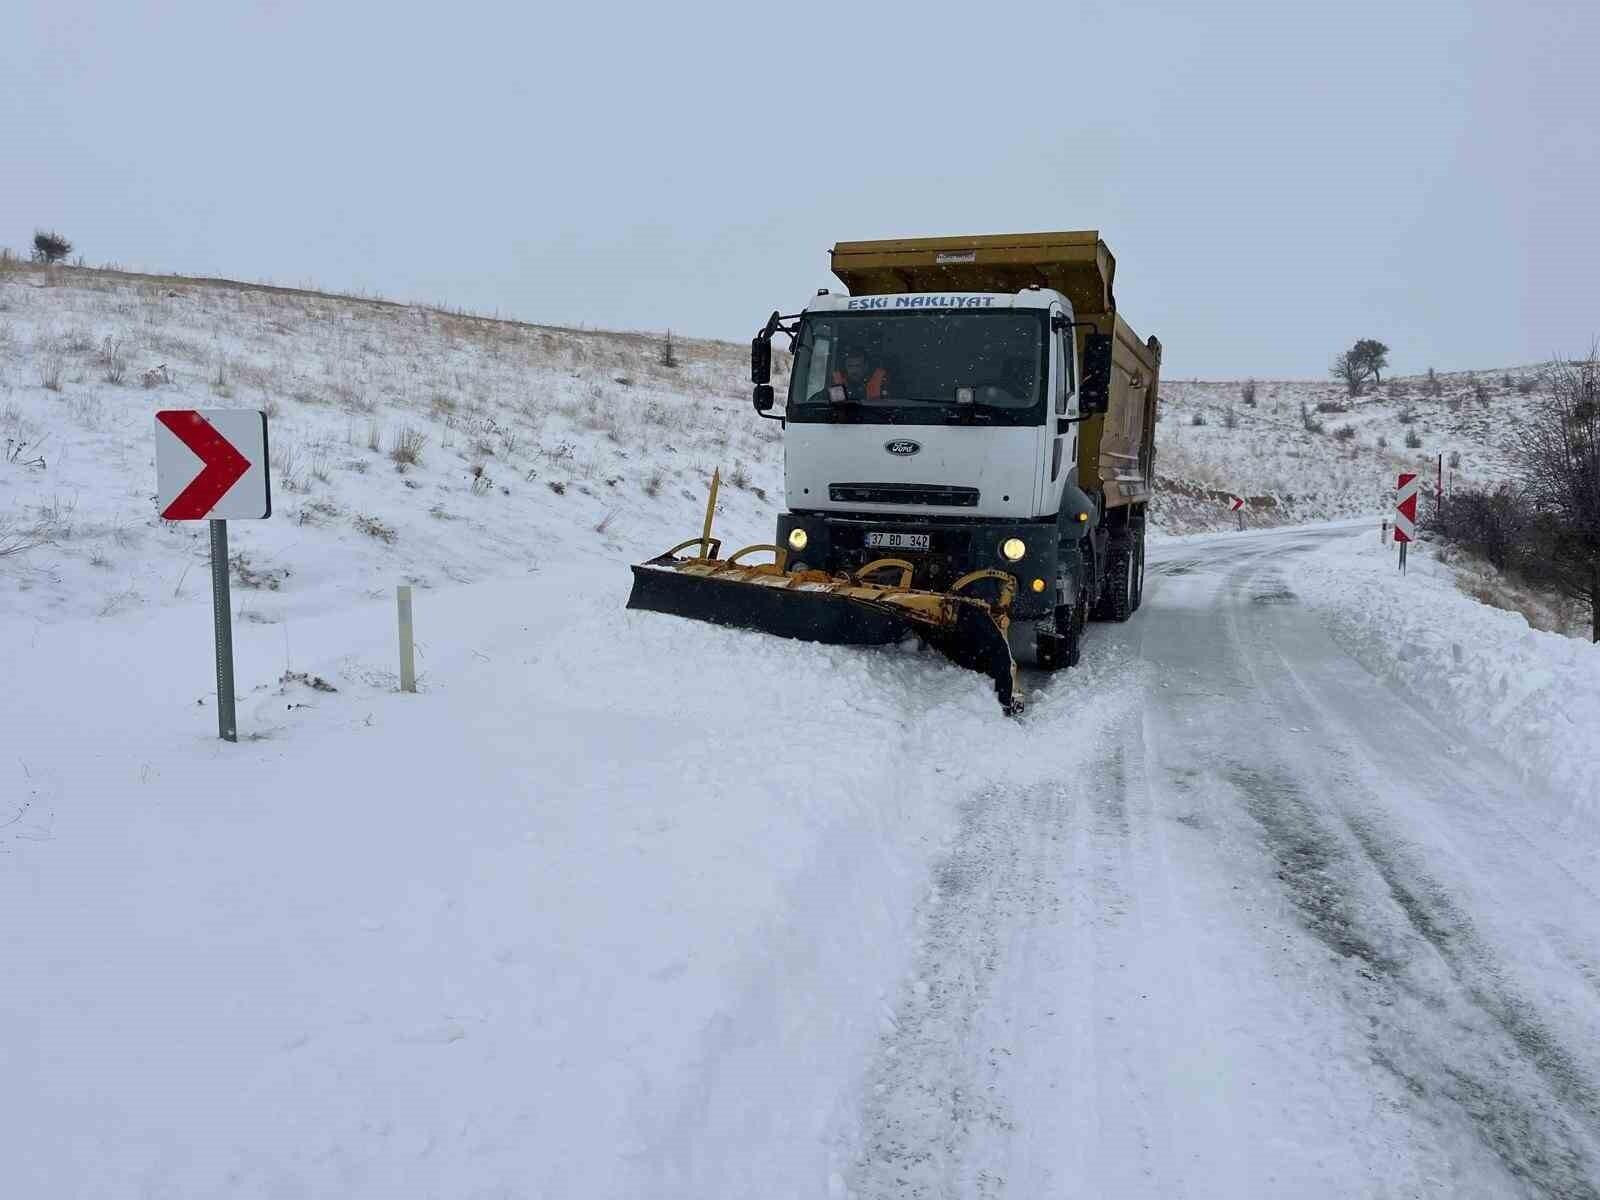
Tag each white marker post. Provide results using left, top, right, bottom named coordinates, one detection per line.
left=397, top=585, right=416, bottom=693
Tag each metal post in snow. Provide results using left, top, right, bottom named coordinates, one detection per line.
left=397, top=585, right=416, bottom=693
left=209, top=519, right=237, bottom=742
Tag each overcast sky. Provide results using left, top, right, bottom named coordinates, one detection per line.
left=6, top=0, right=1595, bottom=378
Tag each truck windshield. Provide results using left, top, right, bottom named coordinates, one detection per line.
left=786, top=309, right=1047, bottom=426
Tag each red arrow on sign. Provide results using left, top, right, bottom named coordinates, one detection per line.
left=1229, top=496, right=1244, bottom=512
left=156, top=411, right=251, bottom=519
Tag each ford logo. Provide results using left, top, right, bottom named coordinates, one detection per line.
left=884, top=439, right=921, bottom=456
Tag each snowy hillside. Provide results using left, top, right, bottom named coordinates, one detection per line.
left=0, top=261, right=784, bottom=625
left=1151, top=370, right=1546, bottom=531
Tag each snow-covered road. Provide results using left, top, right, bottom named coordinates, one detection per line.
left=847, top=525, right=1600, bottom=1198
left=5, top=523, right=1598, bottom=1198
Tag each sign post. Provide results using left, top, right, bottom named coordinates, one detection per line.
left=1394, top=472, right=1419, bottom=574
left=1227, top=494, right=1245, bottom=531
left=155, top=410, right=271, bottom=742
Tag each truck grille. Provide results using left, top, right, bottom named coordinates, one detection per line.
left=828, top=483, right=979, bottom=507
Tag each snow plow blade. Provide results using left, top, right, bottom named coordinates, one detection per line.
left=627, top=539, right=1021, bottom=713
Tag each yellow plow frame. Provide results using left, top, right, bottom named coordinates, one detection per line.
left=626, top=472, right=1023, bottom=713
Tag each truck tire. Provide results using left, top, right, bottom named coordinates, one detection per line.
left=1095, top=538, right=1136, bottom=623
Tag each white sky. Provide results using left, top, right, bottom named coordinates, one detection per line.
left=6, top=0, right=1596, bottom=378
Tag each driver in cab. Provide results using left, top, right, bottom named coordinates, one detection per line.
left=833, top=347, right=890, bottom=401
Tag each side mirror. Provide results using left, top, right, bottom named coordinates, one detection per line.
left=751, top=334, right=772, bottom=385
left=752, top=384, right=775, bottom=413
left=1079, top=333, right=1113, bottom=415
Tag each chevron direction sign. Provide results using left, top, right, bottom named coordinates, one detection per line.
left=1394, top=472, right=1419, bottom=543
left=155, top=409, right=270, bottom=520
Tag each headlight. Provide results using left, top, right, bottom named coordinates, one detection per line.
left=1001, top=537, right=1026, bottom=562
left=787, top=528, right=809, bottom=551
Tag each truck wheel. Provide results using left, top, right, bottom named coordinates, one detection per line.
left=1093, top=539, right=1134, bottom=622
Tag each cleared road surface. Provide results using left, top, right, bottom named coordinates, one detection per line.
left=848, top=525, right=1600, bottom=1199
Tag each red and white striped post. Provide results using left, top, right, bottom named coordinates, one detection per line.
left=1395, top=472, right=1419, bottom=573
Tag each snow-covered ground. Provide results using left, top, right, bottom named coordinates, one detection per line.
left=1292, top=530, right=1600, bottom=812
left=4, top=264, right=1597, bottom=1197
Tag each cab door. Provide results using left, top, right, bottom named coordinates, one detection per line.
left=1045, top=305, right=1079, bottom=510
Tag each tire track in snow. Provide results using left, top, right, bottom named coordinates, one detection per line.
left=1224, top=758, right=1600, bottom=1200
left=844, top=781, right=1061, bottom=1199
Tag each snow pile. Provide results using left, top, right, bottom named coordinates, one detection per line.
left=1291, top=532, right=1600, bottom=808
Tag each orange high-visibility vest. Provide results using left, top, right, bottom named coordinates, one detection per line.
left=832, top=367, right=889, bottom=399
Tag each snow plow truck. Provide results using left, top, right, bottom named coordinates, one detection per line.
left=628, top=231, right=1161, bottom=713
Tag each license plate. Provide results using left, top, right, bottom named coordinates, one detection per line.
left=865, top=531, right=930, bottom=551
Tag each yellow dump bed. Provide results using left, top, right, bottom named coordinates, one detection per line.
left=829, top=231, right=1161, bottom=508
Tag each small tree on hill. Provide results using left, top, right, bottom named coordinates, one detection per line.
left=31, top=230, right=72, bottom=264
left=658, top=329, right=678, bottom=369
left=1519, top=349, right=1600, bottom=641
left=1331, top=350, right=1366, bottom=397
left=1351, top=338, right=1390, bottom=384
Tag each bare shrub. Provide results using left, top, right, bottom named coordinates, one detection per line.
left=141, top=364, right=170, bottom=389
left=469, top=464, right=493, bottom=494
left=1397, top=405, right=1418, bottom=425
left=1517, top=376, right=1537, bottom=395
left=1190, top=411, right=1207, bottom=427
left=354, top=514, right=397, bottom=543
left=1404, top=428, right=1424, bottom=449
left=658, top=331, right=679, bottom=368
left=1300, top=402, right=1324, bottom=434
left=1426, top=367, right=1442, bottom=397
left=1473, top=377, right=1490, bottom=403
left=729, top=461, right=752, bottom=489
left=39, top=349, right=65, bottom=392
left=98, top=336, right=127, bottom=385
left=1517, top=350, right=1600, bottom=640
left=643, top=468, right=664, bottom=498
left=548, top=480, right=567, bottom=495
left=1220, top=405, right=1238, bottom=430
left=1315, top=399, right=1350, bottom=414
left=0, top=511, right=48, bottom=558
left=595, top=508, right=618, bottom=534
left=1377, top=435, right=1388, bottom=448
left=1501, top=372, right=1513, bottom=389
left=271, top=442, right=302, bottom=491
left=33, top=494, right=76, bottom=540
left=1239, top=378, right=1257, bottom=407
left=366, top=421, right=382, bottom=452
left=1333, top=424, right=1356, bottom=442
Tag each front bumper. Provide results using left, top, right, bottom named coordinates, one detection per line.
left=776, top=511, right=1058, bottom=619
